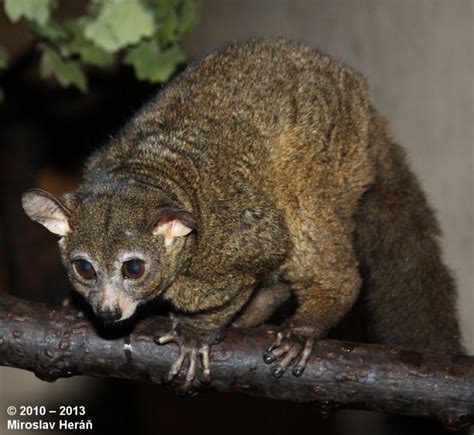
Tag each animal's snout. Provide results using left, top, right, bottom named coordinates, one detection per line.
left=96, top=307, right=122, bottom=322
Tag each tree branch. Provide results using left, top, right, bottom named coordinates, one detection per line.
left=0, top=292, right=472, bottom=429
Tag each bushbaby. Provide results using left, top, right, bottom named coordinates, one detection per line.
left=22, top=39, right=463, bottom=390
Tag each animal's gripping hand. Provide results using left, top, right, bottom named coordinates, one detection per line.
left=154, top=316, right=220, bottom=394
left=263, top=325, right=318, bottom=378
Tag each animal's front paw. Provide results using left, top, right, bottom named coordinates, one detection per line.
left=263, top=325, right=318, bottom=378
left=154, top=332, right=211, bottom=394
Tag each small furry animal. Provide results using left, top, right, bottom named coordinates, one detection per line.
left=22, top=39, right=463, bottom=389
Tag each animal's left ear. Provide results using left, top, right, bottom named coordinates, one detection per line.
left=152, top=207, right=196, bottom=240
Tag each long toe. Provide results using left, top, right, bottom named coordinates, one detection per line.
left=199, top=346, right=211, bottom=384
left=270, top=345, right=300, bottom=378
left=292, top=337, right=314, bottom=377
left=263, top=343, right=292, bottom=364
left=167, top=349, right=187, bottom=382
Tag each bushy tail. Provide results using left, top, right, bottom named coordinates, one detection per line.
left=353, top=112, right=464, bottom=354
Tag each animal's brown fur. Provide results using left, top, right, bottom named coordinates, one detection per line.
left=22, top=39, right=464, bottom=384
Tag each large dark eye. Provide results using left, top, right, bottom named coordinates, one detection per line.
left=73, top=259, right=96, bottom=280
left=122, top=259, right=145, bottom=279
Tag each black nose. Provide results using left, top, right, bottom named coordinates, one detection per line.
left=97, top=307, right=122, bottom=322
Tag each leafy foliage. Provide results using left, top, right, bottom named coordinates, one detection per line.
left=39, top=44, right=87, bottom=91
left=4, top=0, right=56, bottom=26
left=124, top=39, right=185, bottom=82
left=84, top=0, right=156, bottom=52
left=0, top=0, right=200, bottom=94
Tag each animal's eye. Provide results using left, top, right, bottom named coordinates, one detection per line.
left=73, top=259, right=96, bottom=280
left=122, top=259, right=145, bottom=279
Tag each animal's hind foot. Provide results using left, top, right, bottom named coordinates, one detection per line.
left=263, top=325, right=317, bottom=378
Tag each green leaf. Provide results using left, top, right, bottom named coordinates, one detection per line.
left=39, top=44, right=87, bottom=92
left=69, top=35, right=114, bottom=67
left=177, top=0, right=198, bottom=35
left=4, top=0, right=57, bottom=26
left=152, top=0, right=177, bottom=18
left=124, top=39, right=185, bottom=82
left=0, top=47, right=9, bottom=69
left=158, top=6, right=178, bottom=44
left=148, top=0, right=183, bottom=44
left=66, top=18, right=114, bottom=66
left=84, top=0, right=156, bottom=52
left=31, top=20, right=67, bottom=41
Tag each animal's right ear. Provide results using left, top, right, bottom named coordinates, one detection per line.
left=21, top=189, right=72, bottom=236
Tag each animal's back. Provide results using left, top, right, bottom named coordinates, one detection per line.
left=85, top=40, right=369, bottom=194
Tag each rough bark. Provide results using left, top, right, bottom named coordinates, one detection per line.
left=0, top=292, right=472, bottom=430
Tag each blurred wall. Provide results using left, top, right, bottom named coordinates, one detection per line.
left=184, top=0, right=474, bottom=352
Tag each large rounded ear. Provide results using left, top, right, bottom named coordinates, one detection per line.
left=21, top=189, right=72, bottom=236
left=152, top=206, right=196, bottom=241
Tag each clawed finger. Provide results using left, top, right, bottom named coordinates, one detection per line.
left=292, top=337, right=314, bottom=377
left=271, top=346, right=301, bottom=378
left=185, top=349, right=198, bottom=382
left=167, top=348, right=187, bottom=382
left=169, top=346, right=209, bottom=390
left=156, top=333, right=213, bottom=389
left=263, top=342, right=292, bottom=363
left=154, top=333, right=180, bottom=345
left=199, top=345, right=211, bottom=383
left=264, top=327, right=317, bottom=378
